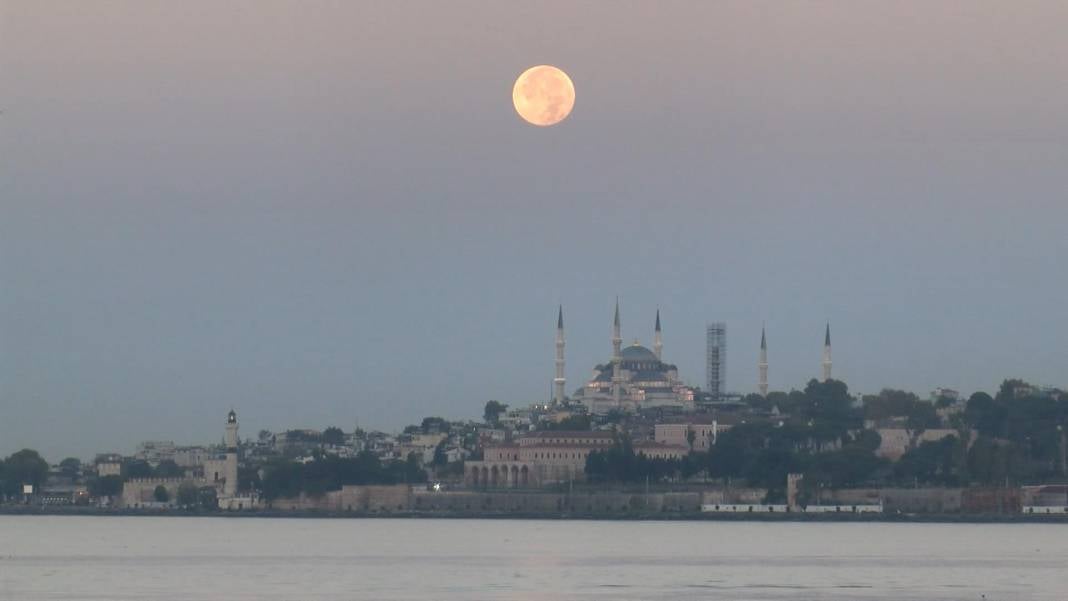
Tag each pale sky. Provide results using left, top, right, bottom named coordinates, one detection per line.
left=2, top=1, right=1067, bottom=460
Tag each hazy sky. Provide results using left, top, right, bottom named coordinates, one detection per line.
left=3, top=2, right=1067, bottom=460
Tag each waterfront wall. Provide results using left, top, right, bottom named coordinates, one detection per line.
left=412, top=490, right=704, bottom=514
left=827, top=488, right=963, bottom=513
left=268, top=485, right=412, bottom=512
left=263, top=486, right=772, bottom=515
left=256, top=485, right=1043, bottom=516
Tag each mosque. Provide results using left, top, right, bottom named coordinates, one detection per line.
left=556, top=302, right=696, bottom=415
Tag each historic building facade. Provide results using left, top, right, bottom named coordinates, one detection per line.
left=464, top=431, right=687, bottom=489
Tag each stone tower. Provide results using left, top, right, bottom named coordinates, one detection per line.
left=223, top=410, right=239, bottom=497
left=821, top=323, right=833, bottom=382
left=758, top=325, right=768, bottom=397
left=553, top=305, right=566, bottom=404
left=225, top=409, right=239, bottom=450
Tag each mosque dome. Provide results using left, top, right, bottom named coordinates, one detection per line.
left=620, top=344, right=658, bottom=362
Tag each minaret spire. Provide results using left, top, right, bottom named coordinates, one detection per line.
left=758, top=324, right=768, bottom=397
left=822, top=322, right=833, bottom=382
left=611, top=298, right=623, bottom=409
left=553, top=305, right=566, bottom=404
left=653, top=308, right=663, bottom=360
left=612, top=298, right=622, bottom=360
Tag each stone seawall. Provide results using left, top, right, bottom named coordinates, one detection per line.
left=263, top=487, right=766, bottom=515
left=267, top=485, right=412, bottom=512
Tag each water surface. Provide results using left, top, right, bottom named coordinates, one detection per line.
left=1, top=516, right=1064, bottom=600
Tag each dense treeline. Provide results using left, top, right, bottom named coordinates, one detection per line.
left=260, top=450, right=426, bottom=500
left=587, top=379, right=1068, bottom=499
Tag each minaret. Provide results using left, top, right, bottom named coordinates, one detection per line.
left=553, top=305, right=566, bottom=404
left=758, top=325, right=768, bottom=397
left=223, top=410, right=239, bottom=497
left=612, top=298, right=623, bottom=360
left=225, top=409, right=239, bottom=450
left=611, top=299, right=623, bottom=408
left=822, top=323, right=833, bottom=382
left=653, top=308, right=663, bottom=360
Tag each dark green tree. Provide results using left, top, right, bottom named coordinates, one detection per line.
left=965, top=391, right=1003, bottom=437
left=432, top=440, right=449, bottom=467
left=421, top=417, right=448, bottom=434
left=198, top=486, right=218, bottom=510
left=90, top=475, right=124, bottom=498
left=124, top=460, right=154, bottom=479
left=322, top=427, right=345, bottom=445
left=154, top=460, right=183, bottom=478
left=1, top=449, right=50, bottom=496
left=176, top=481, right=199, bottom=508
left=483, top=401, right=508, bottom=424
left=59, top=457, right=82, bottom=478
left=894, top=436, right=961, bottom=485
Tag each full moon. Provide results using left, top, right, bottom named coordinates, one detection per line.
left=512, top=65, right=575, bottom=127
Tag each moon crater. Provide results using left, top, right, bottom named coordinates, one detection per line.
left=512, top=65, right=575, bottom=127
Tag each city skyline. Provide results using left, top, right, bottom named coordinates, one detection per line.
left=4, top=2, right=1068, bottom=459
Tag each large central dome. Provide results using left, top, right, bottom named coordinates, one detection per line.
left=620, top=343, right=658, bottom=362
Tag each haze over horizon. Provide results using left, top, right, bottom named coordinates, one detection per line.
left=3, top=1, right=1067, bottom=460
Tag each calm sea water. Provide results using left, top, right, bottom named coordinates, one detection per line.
left=0, top=516, right=1065, bottom=600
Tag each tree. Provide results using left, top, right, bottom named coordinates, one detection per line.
left=90, top=475, right=124, bottom=498
left=260, top=451, right=429, bottom=501
left=483, top=401, right=508, bottom=425
left=421, top=417, right=448, bottom=434
left=322, top=427, right=345, bottom=445
left=863, top=389, right=940, bottom=431
left=154, top=460, right=183, bottom=478
left=852, top=429, right=883, bottom=453
left=585, top=437, right=684, bottom=484
left=124, top=459, right=153, bottom=479
left=153, top=484, right=170, bottom=503
left=742, top=393, right=773, bottom=411
left=432, top=440, right=449, bottom=467
left=59, top=457, right=82, bottom=478
left=1, top=449, right=50, bottom=496
left=238, top=465, right=261, bottom=493
left=176, top=481, right=199, bottom=508
left=894, top=436, right=961, bottom=486
left=198, top=486, right=218, bottom=510
left=800, top=379, right=859, bottom=440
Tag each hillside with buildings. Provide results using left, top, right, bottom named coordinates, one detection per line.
left=3, top=373, right=1066, bottom=518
